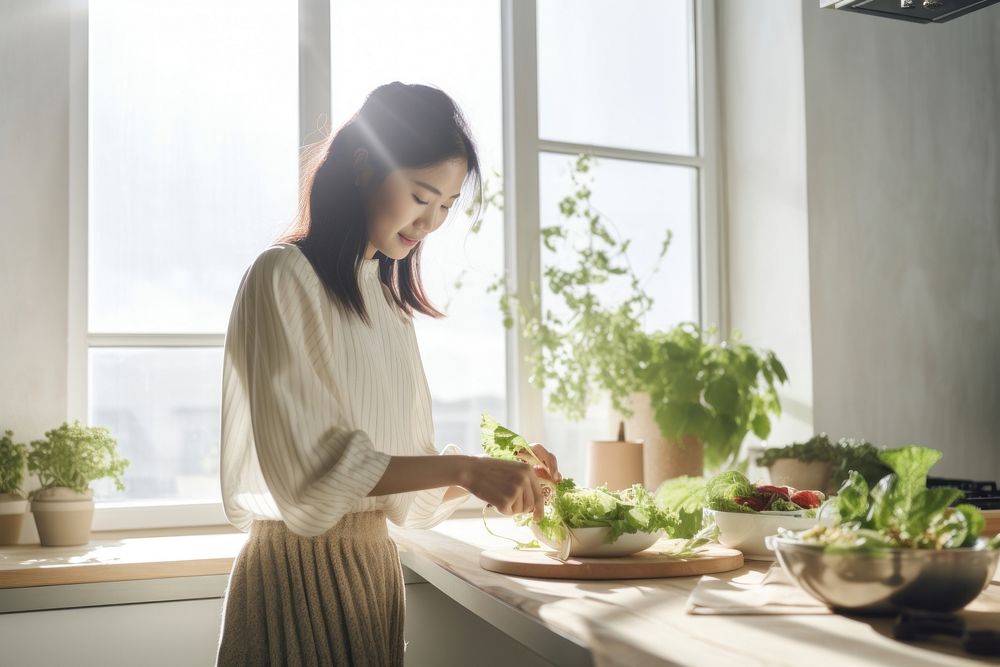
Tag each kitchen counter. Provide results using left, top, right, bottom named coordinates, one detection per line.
left=390, top=516, right=1000, bottom=667
left=2, top=516, right=998, bottom=666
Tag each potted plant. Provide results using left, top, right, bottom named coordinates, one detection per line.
left=632, top=324, right=787, bottom=485
left=756, top=434, right=890, bottom=494
left=480, top=155, right=787, bottom=486
left=0, top=429, right=29, bottom=545
left=27, top=421, right=129, bottom=546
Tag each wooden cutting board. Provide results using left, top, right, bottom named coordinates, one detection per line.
left=984, top=510, right=1000, bottom=538
left=480, top=542, right=743, bottom=580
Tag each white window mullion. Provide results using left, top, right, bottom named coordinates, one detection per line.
left=501, top=0, right=544, bottom=438
left=67, top=0, right=89, bottom=424
left=88, top=334, right=227, bottom=348
left=298, top=0, right=332, bottom=152
left=538, top=139, right=703, bottom=169
left=696, top=0, right=725, bottom=333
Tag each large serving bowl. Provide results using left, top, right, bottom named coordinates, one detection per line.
left=530, top=524, right=662, bottom=557
left=768, top=535, right=1000, bottom=613
left=706, top=509, right=817, bottom=560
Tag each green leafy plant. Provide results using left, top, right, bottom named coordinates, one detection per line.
left=756, top=434, right=891, bottom=488
left=27, top=421, right=129, bottom=495
left=0, top=430, right=28, bottom=496
left=472, top=155, right=787, bottom=470
left=635, top=324, right=787, bottom=470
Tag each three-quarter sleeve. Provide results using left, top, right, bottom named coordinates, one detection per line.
left=228, top=248, right=392, bottom=537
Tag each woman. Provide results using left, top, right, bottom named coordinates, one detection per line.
left=216, top=82, right=560, bottom=666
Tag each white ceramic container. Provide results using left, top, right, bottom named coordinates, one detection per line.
left=706, top=508, right=817, bottom=560
left=530, top=524, right=663, bottom=558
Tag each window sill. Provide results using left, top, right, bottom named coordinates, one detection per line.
left=0, top=505, right=488, bottom=591
left=0, top=525, right=245, bottom=590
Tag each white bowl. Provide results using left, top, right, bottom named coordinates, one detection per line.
left=706, top=509, right=817, bottom=560
left=530, top=523, right=663, bottom=557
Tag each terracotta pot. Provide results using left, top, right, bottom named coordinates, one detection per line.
left=0, top=493, right=28, bottom=546
left=587, top=439, right=644, bottom=491
left=611, top=392, right=704, bottom=490
left=767, top=459, right=833, bottom=492
left=30, top=487, right=95, bottom=547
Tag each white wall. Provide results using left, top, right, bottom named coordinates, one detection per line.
left=0, top=0, right=72, bottom=444
left=802, top=2, right=1000, bottom=479
left=718, top=0, right=815, bottom=448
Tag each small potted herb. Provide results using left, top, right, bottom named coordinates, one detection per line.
left=756, top=434, right=890, bottom=494
left=0, top=429, right=29, bottom=546
left=27, top=421, right=129, bottom=546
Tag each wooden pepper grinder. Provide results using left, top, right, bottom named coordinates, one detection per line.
left=587, top=421, right=645, bottom=491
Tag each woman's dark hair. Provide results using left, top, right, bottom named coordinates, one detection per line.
left=279, top=82, right=481, bottom=322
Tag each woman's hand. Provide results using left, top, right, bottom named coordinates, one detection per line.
left=463, top=457, right=547, bottom=520
left=525, top=443, right=562, bottom=483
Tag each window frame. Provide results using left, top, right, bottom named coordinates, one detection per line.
left=69, top=0, right=721, bottom=530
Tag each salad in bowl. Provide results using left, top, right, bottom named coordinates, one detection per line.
left=769, top=446, right=1000, bottom=612
left=480, top=413, right=691, bottom=559
left=701, top=470, right=824, bottom=560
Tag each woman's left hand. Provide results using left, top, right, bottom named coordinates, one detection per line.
left=527, top=443, right=561, bottom=482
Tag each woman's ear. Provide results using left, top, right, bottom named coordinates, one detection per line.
left=352, top=148, right=372, bottom=187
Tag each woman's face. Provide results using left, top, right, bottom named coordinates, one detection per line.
left=361, top=157, right=468, bottom=261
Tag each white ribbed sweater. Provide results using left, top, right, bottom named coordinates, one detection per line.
left=220, top=243, right=467, bottom=537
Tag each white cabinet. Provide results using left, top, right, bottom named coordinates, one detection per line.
left=0, top=573, right=553, bottom=666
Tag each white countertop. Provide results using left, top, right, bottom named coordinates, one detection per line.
left=3, top=516, right=999, bottom=666
left=391, top=516, right=1000, bottom=667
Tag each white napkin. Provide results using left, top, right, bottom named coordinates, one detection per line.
left=687, top=564, right=831, bottom=615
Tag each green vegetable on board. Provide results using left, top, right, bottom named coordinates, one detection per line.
left=480, top=413, right=682, bottom=549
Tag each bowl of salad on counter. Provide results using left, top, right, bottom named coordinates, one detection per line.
left=768, top=446, right=1000, bottom=613
left=702, top=471, right=824, bottom=560
left=481, top=413, right=682, bottom=559
left=527, top=482, right=673, bottom=557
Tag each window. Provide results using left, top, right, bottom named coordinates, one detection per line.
left=87, top=0, right=299, bottom=505
left=527, top=0, right=716, bottom=483
left=74, top=0, right=716, bottom=526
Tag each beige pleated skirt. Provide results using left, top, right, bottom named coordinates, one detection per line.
left=216, top=510, right=405, bottom=667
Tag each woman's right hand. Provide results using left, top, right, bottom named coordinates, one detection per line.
left=462, top=456, right=547, bottom=520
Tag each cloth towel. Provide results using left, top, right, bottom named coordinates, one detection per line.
left=687, top=564, right=831, bottom=615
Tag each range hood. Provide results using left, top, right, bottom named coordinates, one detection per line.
left=821, top=0, right=1000, bottom=23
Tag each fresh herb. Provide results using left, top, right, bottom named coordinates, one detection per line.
left=27, top=421, right=129, bottom=495
left=798, top=446, right=998, bottom=551
left=636, top=325, right=788, bottom=470
left=0, top=430, right=28, bottom=496
left=756, top=434, right=891, bottom=488
left=469, top=157, right=787, bottom=472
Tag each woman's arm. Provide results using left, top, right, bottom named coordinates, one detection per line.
left=369, top=453, right=556, bottom=519
left=367, top=454, right=473, bottom=497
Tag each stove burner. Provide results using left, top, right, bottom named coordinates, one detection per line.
left=893, top=610, right=1000, bottom=656
left=927, top=477, right=1000, bottom=510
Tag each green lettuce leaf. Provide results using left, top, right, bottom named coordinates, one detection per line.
left=826, top=470, right=870, bottom=524
left=480, top=412, right=530, bottom=461
left=704, top=470, right=755, bottom=512
left=955, top=503, right=985, bottom=547
left=877, top=446, right=942, bottom=499
left=655, top=476, right=707, bottom=538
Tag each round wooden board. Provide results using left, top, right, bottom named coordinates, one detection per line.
left=479, top=542, right=744, bottom=580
